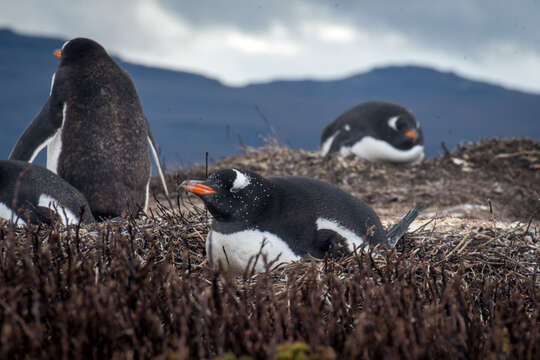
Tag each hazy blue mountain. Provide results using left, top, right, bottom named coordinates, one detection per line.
left=1, top=29, right=539, bottom=166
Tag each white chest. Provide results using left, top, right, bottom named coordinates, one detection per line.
left=340, top=136, right=425, bottom=163
left=38, top=194, right=80, bottom=226
left=46, top=103, right=67, bottom=174
left=207, top=229, right=301, bottom=273
left=0, top=202, right=27, bottom=226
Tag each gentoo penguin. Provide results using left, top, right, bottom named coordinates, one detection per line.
left=321, top=101, right=425, bottom=163
left=9, top=38, right=168, bottom=218
left=182, top=168, right=422, bottom=273
left=0, top=160, right=94, bottom=226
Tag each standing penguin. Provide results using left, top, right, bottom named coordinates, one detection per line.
left=0, top=160, right=94, bottom=226
left=9, top=38, right=168, bottom=218
left=321, top=101, right=425, bottom=163
left=182, top=168, right=422, bottom=272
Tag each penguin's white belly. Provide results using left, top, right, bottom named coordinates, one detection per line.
left=207, top=229, right=301, bottom=273
left=316, top=217, right=367, bottom=252
left=340, top=136, right=425, bottom=163
left=38, top=194, right=79, bottom=225
left=0, top=202, right=26, bottom=226
left=46, top=103, right=67, bottom=174
left=47, top=130, right=63, bottom=174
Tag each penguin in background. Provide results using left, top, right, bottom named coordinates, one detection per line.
left=182, top=168, right=422, bottom=273
left=9, top=38, right=169, bottom=219
left=321, top=101, right=425, bottom=164
left=0, top=160, right=94, bottom=226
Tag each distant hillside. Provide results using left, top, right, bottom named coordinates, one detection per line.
left=1, top=29, right=539, bottom=165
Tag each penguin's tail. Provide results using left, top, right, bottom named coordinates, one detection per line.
left=386, top=204, right=424, bottom=248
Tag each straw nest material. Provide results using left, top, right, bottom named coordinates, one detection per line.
left=1, top=137, right=538, bottom=359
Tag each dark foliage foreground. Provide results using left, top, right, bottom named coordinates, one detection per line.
left=0, top=202, right=538, bottom=359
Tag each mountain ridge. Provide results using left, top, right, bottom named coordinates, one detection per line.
left=1, top=28, right=539, bottom=165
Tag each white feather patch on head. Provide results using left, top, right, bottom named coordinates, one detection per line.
left=344, top=124, right=351, bottom=131
left=61, top=40, right=70, bottom=50
left=388, top=115, right=399, bottom=131
left=231, top=169, right=251, bottom=192
left=39, top=193, right=79, bottom=225
left=316, top=218, right=367, bottom=252
left=0, top=202, right=26, bottom=227
left=320, top=130, right=340, bottom=157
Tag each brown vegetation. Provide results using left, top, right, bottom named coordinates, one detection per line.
left=1, top=138, right=539, bottom=359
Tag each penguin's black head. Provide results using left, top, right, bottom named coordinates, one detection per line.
left=379, top=111, right=424, bottom=150
left=181, top=168, right=271, bottom=222
left=54, top=38, right=108, bottom=63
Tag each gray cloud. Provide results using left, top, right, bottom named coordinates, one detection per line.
left=1, top=0, right=539, bottom=92
left=158, top=0, right=540, bottom=55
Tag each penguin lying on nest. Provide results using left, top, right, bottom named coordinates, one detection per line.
left=182, top=168, right=422, bottom=272
left=0, top=160, right=94, bottom=226
left=321, top=101, right=425, bottom=164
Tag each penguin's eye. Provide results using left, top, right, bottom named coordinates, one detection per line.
left=387, top=116, right=399, bottom=131
left=396, top=120, right=407, bottom=131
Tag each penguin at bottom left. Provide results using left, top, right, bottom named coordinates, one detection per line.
left=0, top=160, right=95, bottom=226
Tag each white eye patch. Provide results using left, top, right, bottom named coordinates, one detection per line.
left=388, top=116, right=400, bottom=131
left=231, top=168, right=250, bottom=193
left=61, top=40, right=70, bottom=50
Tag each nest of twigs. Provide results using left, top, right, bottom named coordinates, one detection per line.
left=1, top=137, right=539, bottom=359
left=168, top=136, right=538, bottom=220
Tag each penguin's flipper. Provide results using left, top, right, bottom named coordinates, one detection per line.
left=321, top=122, right=339, bottom=145
left=323, top=127, right=365, bottom=156
left=147, top=130, right=169, bottom=197
left=386, top=205, right=424, bottom=248
left=9, top=97, right=63, bottom=162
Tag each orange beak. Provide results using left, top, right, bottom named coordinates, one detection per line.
left=54, top=49, right=62, bottom=58
left=181, top=180, right=216, bottom=195
left=404, top=130, right=417, bottom=140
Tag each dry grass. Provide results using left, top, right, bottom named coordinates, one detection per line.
left=156, top=137, right=539, bottom=221
left=2, top=137, right=539, bottom=359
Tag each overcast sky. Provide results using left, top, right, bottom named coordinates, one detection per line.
left=2, top=0, right=539, bottom=93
